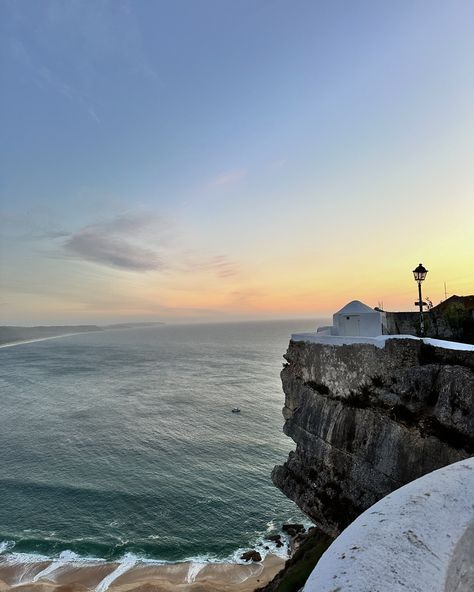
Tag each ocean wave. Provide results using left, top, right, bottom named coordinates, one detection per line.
left=95, top=553, right=137, bottom=592
left=0, top=540, right=15, bottom=554
left=0, top=510, right=316, bottom=571
left=0, top=524, right=309, bottom=591
left=186, top=561, right=206, bottom=583
left=32, top=550, right=101, bottom=582
left=0, top=522, right=297, bottom=568
left=0, top=550, right=50, bottom=565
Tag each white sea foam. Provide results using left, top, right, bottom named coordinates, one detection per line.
left=0, top=518, right=313, bottom=570
left=0, top=550, right=49, bottom=587
left=0, top=547, right=107, bottom=576
left=58, top=550, right=82, bottom=561
left=32, top=562, right=61, bottom=582
left=95, top=553, right=137, bottom=592
left=32, top=550, right=82, bottom=582
left=0, top=537, right=294, bottom=591
left=186, top=562, right=206, bottom=583
left=0, top=550, right=48, bottom=565
left=0, top=540, right=15, bottom=554
left=265, top=520, right=276, bottom=532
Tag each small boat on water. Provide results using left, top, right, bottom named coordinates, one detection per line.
left=231, top=408, right=241, bottom=413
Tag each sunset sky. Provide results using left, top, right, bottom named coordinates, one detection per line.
left=1, top=1, right=473, bottom=324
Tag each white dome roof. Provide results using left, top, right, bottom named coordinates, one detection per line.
left=334, top=300, right=377, bottom=315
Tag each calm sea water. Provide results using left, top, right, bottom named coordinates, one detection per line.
left=0, top=319, right=321, bottom=564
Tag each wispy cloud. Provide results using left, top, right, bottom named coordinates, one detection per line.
left=39, top=64, right=101, bottom=123
left=1, top=208, right=69, bottom=240
left=6, top=0, right=159, bottom=123
left=177, top=251, right=240, bottom=278
left=61, top=211, right=240, bottom=279
left=208, top=169, right=247, bottom=188
left=8, top=38, right=101, bottom=124
left=63, top=212, right=164, bottom=272
left=184, top=255, right=240, bottom=278
left=230, top=289, right=261, bottom=303
left=65, top=229, right=161, bottom=272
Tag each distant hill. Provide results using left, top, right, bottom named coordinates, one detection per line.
left=102, top=322, right=165, bottom=329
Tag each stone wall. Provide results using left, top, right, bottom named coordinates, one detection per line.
left=385, top=295, right=474, bottom=343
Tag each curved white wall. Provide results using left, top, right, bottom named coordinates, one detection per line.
left=304, top=458, right=474, bottom=592
left=445, top=517, right=474, bottom=592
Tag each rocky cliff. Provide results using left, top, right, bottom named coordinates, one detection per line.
left=272, top=337, right=474, bottom=537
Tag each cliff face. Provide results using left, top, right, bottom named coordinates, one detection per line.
left=272, top=338, right=474, bottom=537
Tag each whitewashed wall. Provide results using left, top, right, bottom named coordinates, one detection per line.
left=303, top=458, right=474, bottom=592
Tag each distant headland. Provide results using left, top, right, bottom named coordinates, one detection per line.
left=0, top=322, right=165, bottom=347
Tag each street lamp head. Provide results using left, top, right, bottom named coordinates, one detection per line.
left=413, top=263, right=428, bottom=282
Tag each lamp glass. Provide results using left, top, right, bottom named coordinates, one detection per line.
left=413, top=263, right=428, bottom=282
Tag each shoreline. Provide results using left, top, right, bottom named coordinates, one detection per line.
left=0, top=333, right=90, bottom=349
left=0, top=554, right=285, bottom=591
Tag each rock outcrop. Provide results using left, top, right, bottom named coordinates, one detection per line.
left=255, top=527, right=333, bottom=592
left=272, top=337, right=474, bottom=537
left=240, top=550, right=262, bottom=562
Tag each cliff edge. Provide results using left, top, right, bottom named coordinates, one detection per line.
left=272, top=336, right=474, bottom=537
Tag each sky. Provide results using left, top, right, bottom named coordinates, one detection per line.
left=1, top=0, right=473, bottom=324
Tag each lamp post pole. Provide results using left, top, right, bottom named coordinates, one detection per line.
left=417, top=280, right=424, bottom=336
left=412, top=263, right=428, bottom=337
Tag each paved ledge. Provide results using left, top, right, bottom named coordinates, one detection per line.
left=291, top=333, right=474, bottom=351
left=303, top=458, right=474, bottom=592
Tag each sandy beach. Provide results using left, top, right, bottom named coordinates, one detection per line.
left=0, top=555, right=284, bottom=592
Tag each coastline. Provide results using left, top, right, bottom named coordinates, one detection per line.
left=0, top=333, right=89, bottom=349
left=0, top=322, right=168, bottom=349
left=0, top=554, right=285, bottom=591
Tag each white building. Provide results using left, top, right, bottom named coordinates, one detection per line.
left=315, top=300, right=384, bottom=337
left=332, top=300, right=383, bottom=337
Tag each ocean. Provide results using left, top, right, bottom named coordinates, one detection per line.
left=0, top=319, right=322, bottom=566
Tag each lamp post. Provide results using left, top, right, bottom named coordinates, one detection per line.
left=413, top=263, right=428, bottom=336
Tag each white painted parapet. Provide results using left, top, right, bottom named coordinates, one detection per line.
left=303, top=458, right=474, bottom=592
left=291, top=333, right=474, bottom=351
